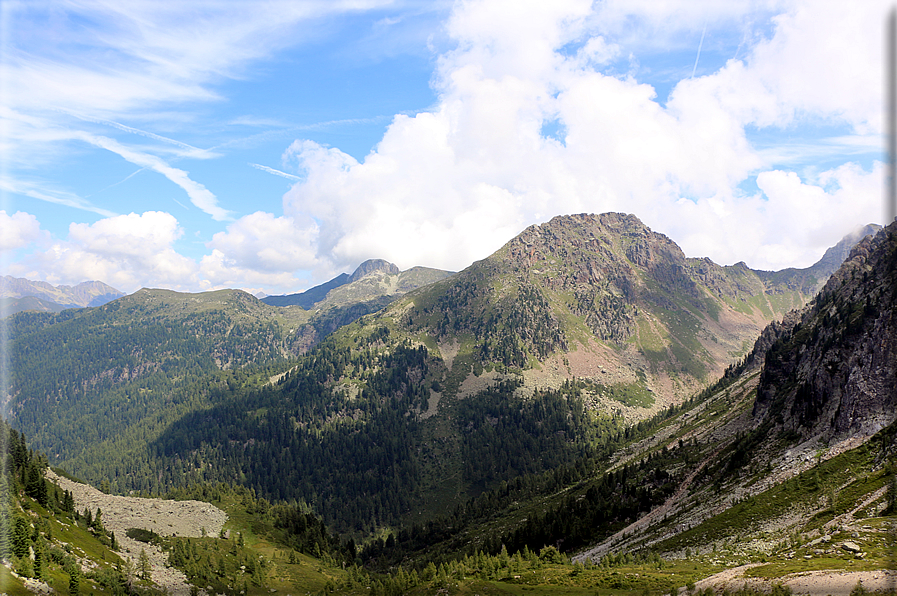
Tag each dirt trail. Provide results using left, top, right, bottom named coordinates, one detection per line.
left=47, top=470, right=227, bottom=596
left=692, top=566, right=897, bottom=595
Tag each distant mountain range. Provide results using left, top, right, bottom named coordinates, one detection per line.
left=0, top=276, right=124, bottom=316
left=262, top=259, right=455, bottom=350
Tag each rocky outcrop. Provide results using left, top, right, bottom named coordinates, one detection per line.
left=47, top=469, right=226, bottom=596
left=753, top=223, right=897, bottom=441
left=349, top=258, right=400, bottom=281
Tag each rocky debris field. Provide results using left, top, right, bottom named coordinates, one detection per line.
left=693, top=566, right=897, bottom=596
left=46, top=469, right=227, bottom=596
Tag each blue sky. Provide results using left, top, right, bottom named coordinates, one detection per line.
left=0, top=0, right=888, bottom=295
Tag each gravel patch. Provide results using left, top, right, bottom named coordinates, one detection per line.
left=692, top=567, right=897, bottom=595
left=47, top=470, right=227, bottom=596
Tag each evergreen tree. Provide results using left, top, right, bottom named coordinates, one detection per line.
left=33, top=540, right=43, bottom=580
left=69, top=568, right=80, bottom=595
left=138, top=548, right=151, bottom=581
left=12, top=516, right=30, bottom=558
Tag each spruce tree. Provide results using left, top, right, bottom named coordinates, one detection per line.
left=138, top=548, right=151, bottom=581
left=69, top=568, right=80, bottom=595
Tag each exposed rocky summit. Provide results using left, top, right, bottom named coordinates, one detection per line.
left=396, top=212, right=849, bottom=408
left=349, top=258, right=400, bottom=281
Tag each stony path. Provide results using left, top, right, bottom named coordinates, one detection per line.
left=692, top=566, right=897, bottom=595
left=46, top=470, right=227, bottom=596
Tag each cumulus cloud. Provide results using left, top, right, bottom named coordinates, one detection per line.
left=5, top=0, right=887, bottom=294
left=0, top=211, right=44, bottom=251
left=14, top=212, right=197, bottom=292
left=275, top=0, right=885, bottom=274
left=199, top=212, right=320, bottom=290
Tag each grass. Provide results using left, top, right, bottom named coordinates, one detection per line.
left=593, top=381, right=655, bottom=408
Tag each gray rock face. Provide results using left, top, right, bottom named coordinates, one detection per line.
left=349, top=258, right=400, bottom=281
left=753, top=223, right=897, bottom=441
left=813, top=224, right=882, bottom=277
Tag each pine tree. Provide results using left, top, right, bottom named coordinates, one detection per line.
left=33, top=540, right=43, bottom=580
left=12, top=516, right=30, bottom=558
left=138, top=548, right=151, bottom=581
left=69, top=568, right=80, bottom=595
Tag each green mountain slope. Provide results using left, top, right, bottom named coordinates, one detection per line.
left=0, top=295, right=69, bottom=317
left=129, top=215, right=866, bottom=532
left=4, top=213, right=877, bottom=542
left=379, top=213, right=831, bottom=408
left=5, top=289, right=308, bottom=476
left=370, top=224, right=897, bottom=590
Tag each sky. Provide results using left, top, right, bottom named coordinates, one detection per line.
left=0, top=0, right=889, bottom=296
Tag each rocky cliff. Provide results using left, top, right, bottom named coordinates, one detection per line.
left=753, top=222, right=897, bottom=441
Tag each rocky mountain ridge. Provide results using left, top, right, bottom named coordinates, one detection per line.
left=262, top=258, right=453, bottom=310
left=753, top=221, right=897, bottom=443
left=3, top=212, right=886, bottom=549
left=0, top=275, right=123, bottom=312
left=382, top=213, right=867, bottom=413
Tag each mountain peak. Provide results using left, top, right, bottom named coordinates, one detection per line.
left=0, top=275, right=123, bottom=308
left=811, top=223, right=882, bottom=277
left=348, top=259, right=400, bottom=282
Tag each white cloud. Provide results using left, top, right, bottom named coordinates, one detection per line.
left=0, top=176, right=118, bottom=217
left=275, top=0, right=885, bottom=274
left=73, top=132, right=231, bottom=221
left=5, top=0, right=394, bottom=119
left=13, top=212, right=197, bottom=292
left=199, top=212, right=321, bottom=290
left=1, top=0, right=393, bottom=227
left=0, top=211, right=44, bottom=251
left=4, top=0, right=888, bottom=294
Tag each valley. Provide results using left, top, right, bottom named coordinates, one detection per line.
left=1, top=213, right=895, bottom=595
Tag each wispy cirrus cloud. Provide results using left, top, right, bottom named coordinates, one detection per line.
left=64, top=111, right=220, bottom=159
left=249, top=164, right=301, bottom=181
left=72, top=132, right=231, bottom=221
left=1, top=0, right=394, bottom=225
left=0, top=178, right=118, bottom=218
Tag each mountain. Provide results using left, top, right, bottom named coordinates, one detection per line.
left=0, top=275, right=124, bottom=310
left=753, top=222, right=897, bottom=442
left=4, top=288, right=310, bottom=480
left=4, top=213, right=894, bottom=594
left=382, top=213, right=851, bottom=408
left=262, top=259, right=455, bottom=351
left=262, top=259, right=453, bottom=309
left=262, top=273, right=352, bottom=309
left=565, top=222, right=897, bottom=569
left=96, top=215, right=874, bottom=530
left=383, top=223, right=897, bottom=590
left=3, top=213, right=879, bottom=536
left=0, top=295, right=69, bottom=316
left=752, top=223, right=883, bottom=297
